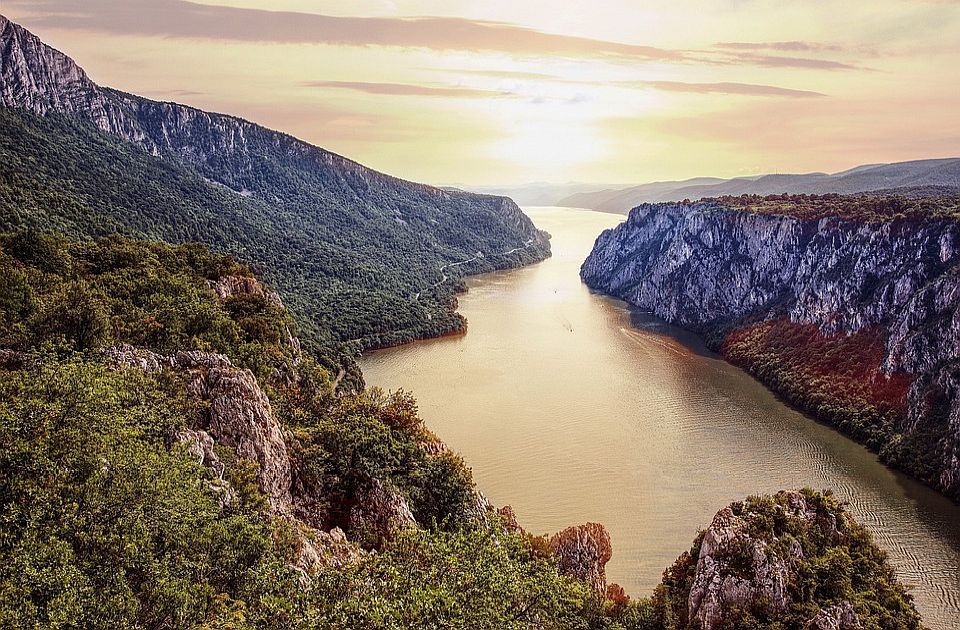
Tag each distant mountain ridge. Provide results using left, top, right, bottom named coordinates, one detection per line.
left=0, top=14, right=550, bottom=377
left=560, top=158, right=960, bottom=213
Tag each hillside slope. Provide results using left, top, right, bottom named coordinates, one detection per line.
left=582, top=193, right=960, bottom=502
left=0, top=230, right=923, bottom=629
left=562, top=158, right=960, bottom=213
left=0, top=14, right=550, bottom=374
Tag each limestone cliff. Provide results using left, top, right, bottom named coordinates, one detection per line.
left=581, top=195, right=960, bottom=501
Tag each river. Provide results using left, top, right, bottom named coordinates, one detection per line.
left=360, top=206, right=960, bottom=629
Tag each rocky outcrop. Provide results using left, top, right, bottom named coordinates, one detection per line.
left=172, top=427, right=235, bottom=508
left=210, top=274, right=284, bottom=308
left=581, top=198, right=960, bottom=500
left=688, top=508, right=794, bottom=628
left=804, top=601, right=862, bottom=630
left=291, top=523, right=362, bottom=587
left=688, top=491, right=844, bottom=630
left=549, top=522, right=613, bottom=596
left=184, top=354, right=295, bottom=513
left=347, top=478, right=418, bottom=542
left=102, top=345, right=294, bottom=513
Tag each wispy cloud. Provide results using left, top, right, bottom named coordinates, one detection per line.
left=733, top=54, right=863, bottom=71
left=713, top=41, right=843, bottom=53
left=303, top=80, right=510, bottom=98
left=625, top=80, right=826, bottom=98
left=456, top=69, right=559, bottom=81
left=8, top=0, right=682, bottom=61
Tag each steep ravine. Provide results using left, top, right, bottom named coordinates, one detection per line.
left=581, top=196, right=960, bottom=503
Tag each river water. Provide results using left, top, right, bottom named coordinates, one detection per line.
left=360, top=207, right=960, bottom=629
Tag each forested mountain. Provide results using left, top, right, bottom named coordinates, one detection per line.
left=0, top=14, right=550, bottom=380
left=562, top=159, right=960, bottom=213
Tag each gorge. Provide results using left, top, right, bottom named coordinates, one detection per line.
left=0, top=12, right=952, bottom=630
left=362, top=206, right=960, bottom=629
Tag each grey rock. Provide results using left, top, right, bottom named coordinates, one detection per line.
left=688, top=506, right=792, bottom=630
left=172, top=427, right=235, bottom=508
left=188, top=361, right=294, bottom=514
left=804, top=601, right=862, bottom=630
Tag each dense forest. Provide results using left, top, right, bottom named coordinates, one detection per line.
left=0, top=231, right=923, bottom=629
left=0, top=107, right=549, bottom=381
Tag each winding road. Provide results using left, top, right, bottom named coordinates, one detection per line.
left=412, top=239, right=537, bottom=300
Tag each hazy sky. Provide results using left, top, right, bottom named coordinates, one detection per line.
left=4, top=0, right=960, bottom=186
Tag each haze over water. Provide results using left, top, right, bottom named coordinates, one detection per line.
left=361, top=207, right=960, bottom=629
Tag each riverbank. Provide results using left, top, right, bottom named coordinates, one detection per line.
left=362, top=206, right=960, bottom=629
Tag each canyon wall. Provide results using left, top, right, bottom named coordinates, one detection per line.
left=581, top=198, right=960, bottom=500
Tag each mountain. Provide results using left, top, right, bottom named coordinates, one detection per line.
left=0, top=14, right=550, bottom=379
left=562, top=159, right=960, bottom=213
left=582, top=193, right=960, bottom=503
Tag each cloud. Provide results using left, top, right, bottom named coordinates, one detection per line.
left=8, top=0, right=682, bottom=61
left=455, top=69, right=560, bottom=81
left=713, top=41, right=843, bottom=53
left=302, top=80, right=510, bottom=98
left=626, top=80, right=826, bottom=98
left=733, top=54, right=863, bottom=71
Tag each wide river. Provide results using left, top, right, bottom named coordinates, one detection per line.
left=361, top=207, right=960, bottom=629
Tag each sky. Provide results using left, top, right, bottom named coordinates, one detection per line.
left=4, top=0, right=960, bottom=186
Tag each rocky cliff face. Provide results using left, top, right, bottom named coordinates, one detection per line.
left=687, top=491, right=863, bottom=630
left=581, top=197, right=960, bottom=500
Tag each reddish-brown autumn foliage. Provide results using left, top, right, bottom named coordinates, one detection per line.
left=721, top=319, right=911, bottom=447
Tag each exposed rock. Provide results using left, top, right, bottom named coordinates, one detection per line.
left=291, top=523, right=362, bottom=588
left=102, top=344, right=295, bottom=514
left=172, top=427, right=235, bottom=508
left=102, top=343, right=169, bottom=372
left=187, top=358, right=294, bottom=514
left=497, top=505, right=525, bottom=534
left=347, top=478, right=417, bottom=541
left=688, top=506, right=792, bottom=630
left=549, top=522, right=612, bottom=596
left=804, top=601, right=862, bottom=630
left=581, top=199, right=960, bottom=500
left=605, top=583, right=631, bottom=610
left=209, top=274, right=284, bottom=309
left=688, top=491, right=843, bottom=630
left=173, top=350, right=234, bottom=371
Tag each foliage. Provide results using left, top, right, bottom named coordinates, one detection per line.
left=0, top=354, right=296, bottom=629
left=0, top=108, right=549, bottom=370
left=0, top=230, right=299, bottom=385
left=709, top=193, right=960, bottom=222
left=307, top=525, right=599, bottom=630
left=284, top=388, right=477, bottom=537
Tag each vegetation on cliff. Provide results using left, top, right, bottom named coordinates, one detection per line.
left=720, top=320, right=911, bottom=451
left=711, top=192, right=960, bottom=222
